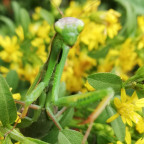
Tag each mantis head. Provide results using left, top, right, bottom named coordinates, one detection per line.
left=55, top=17, right=84, bottom=46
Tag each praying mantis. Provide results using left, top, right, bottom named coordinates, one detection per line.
left=20, top=16, right=113, bottom=129
left=12, top=1, right=115, bottom=143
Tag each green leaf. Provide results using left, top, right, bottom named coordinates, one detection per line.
left=2, top=136, right=13, bottom=144
left=123, top=0, right=144, bottom=15
left=27, top=137, right=49, bottom=144
left=58, top=132, right=71, bottom=144
left=0, top=74, right=17, bottom=126
left=115, top=0, right=137, bottom=36
left=135, top=66, right=144, bottom=76
left=106, top=106, right=125, bottom=142
left=6, top=70, right=19, bottom=92
left=97, top=135, right=109, bottom=144
left=58, top=129, right=84, bottom=144
left=20, top=8, right=31, bottom=33
left=40, top=8, right=54, bottom=25
left=58, top=82, right=66, bottom=98
left=0, top=15, right=15, bottom=34
left=60, top=108, right=74, bottom=127
left=11, top=1, right=21, bottom=25
left=42, top=129, right=59, bottom=144
left=124, top=66, right=144, bottom=85
left=88, top=73, right=122, bottom=92
left=88, top=45, right=110, bottom=59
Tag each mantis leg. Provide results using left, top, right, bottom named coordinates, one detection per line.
left=32, top=92, right=46, bottom=122
left=54, top=88, right=114, bottom=107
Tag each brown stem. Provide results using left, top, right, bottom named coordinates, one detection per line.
left=55, top=107, right=67, bottom=118
left=82, top=121, right=93, bottom=144
left=14, top=100, right=42, bottom=110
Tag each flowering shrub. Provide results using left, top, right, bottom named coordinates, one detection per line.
left=0, top=0, right=144, bottom=144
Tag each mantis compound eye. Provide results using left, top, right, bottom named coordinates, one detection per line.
left=54, top=17, right=84, bottom=46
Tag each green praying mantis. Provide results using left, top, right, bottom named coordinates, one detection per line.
left=18, top=16, right=114, bottom=132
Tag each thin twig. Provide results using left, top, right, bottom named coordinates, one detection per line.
left=49, top=0, right=64, bottom=17
left=82, top=95, right=113, bottom=143
left=55, top=107, right=67, bottom=118
left=4, top=114, right=21, bottom=137
left=14, top=100, right=42, bottom=110
left=82, top=121, right=93, bottom=144
left=46, top=110, right=62, bottom=131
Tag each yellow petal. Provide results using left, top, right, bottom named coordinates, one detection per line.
left=114, top=97, right=121, bottom=108
left=135, top=98, right=144, bottom=107
left=12, top=93, right=21, bottom=100
left=106, top=113, right=119, bottom=123
left=121, top=88, right=127, bottom=102
left=129, top=112, right=142, bottom=124
left=121, top=116, right=126, bottom=124
left=135, top=138, right=144, bottom=144
left=117, top=141, right=123, bottom=144
left=126, top=118, right=133, bottom=127
left=125, top=127, right=131, bottom=144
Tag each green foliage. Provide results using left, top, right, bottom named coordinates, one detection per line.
left=20, top=8, right=31, bottom=33
left=88, top=73, right=122, bottom=92
left=58, top=129, right=84, bottom=144
left=11, top=1, right=21, bottom=25
left=0, top=74, right=17, bottom=126
left=0, top=15, right=15, bottom=34
left=6, top=70, right=19, bottom=93
left=106, top=106, right=125, bottom=142
left=40, top=8, right=54, bottom=25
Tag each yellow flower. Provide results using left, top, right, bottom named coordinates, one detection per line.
left=98, top=49, right=119, bottom=72
left=0, top=136, right=4, bottom=140
left=117, top=141, right=123, bottom=144
left=118, top=38, right=137, bottom=73
left=65, top=1, right=82, bottom=17
left=32, top=7, right=41, bottom=20
left=29, top=21, right=51, bottom=43
left=0, top=36, right=22, bottom=63
left=52, top=0, right=62, bottom=7
left=15, top=142, right=20, bottom=144
left=31, top=37, right=44, bottom=47
left=0, top=66, right=9, bottom=76
left=15, top=112, right=21, bottom=123
left=135, top=138, right=144, bottom=144
left=36, top=45, right=47, bottom=63
left=36, top=21, right=51, bottom=43
left=104, top=9, right=121, bottom=38
left=80, top=21, right=106, bottom=51
left=137, top=36, right=144, bottom=50
left=84, top=81, right=95, bottom=91
left=22, top=64, right=39, bottom=83
left=125, top=126, right=144, bottom=144
left=29, top=23, right=40, bottom=36
left=0, top=121, right=2, bottom=126
left=15, top=26, right=24, bottom=41
left=107, top=88, right=143, bottom=126
left=137, top=16, right=144, bottom=32
left=12, top=93, right=21, bottom=100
